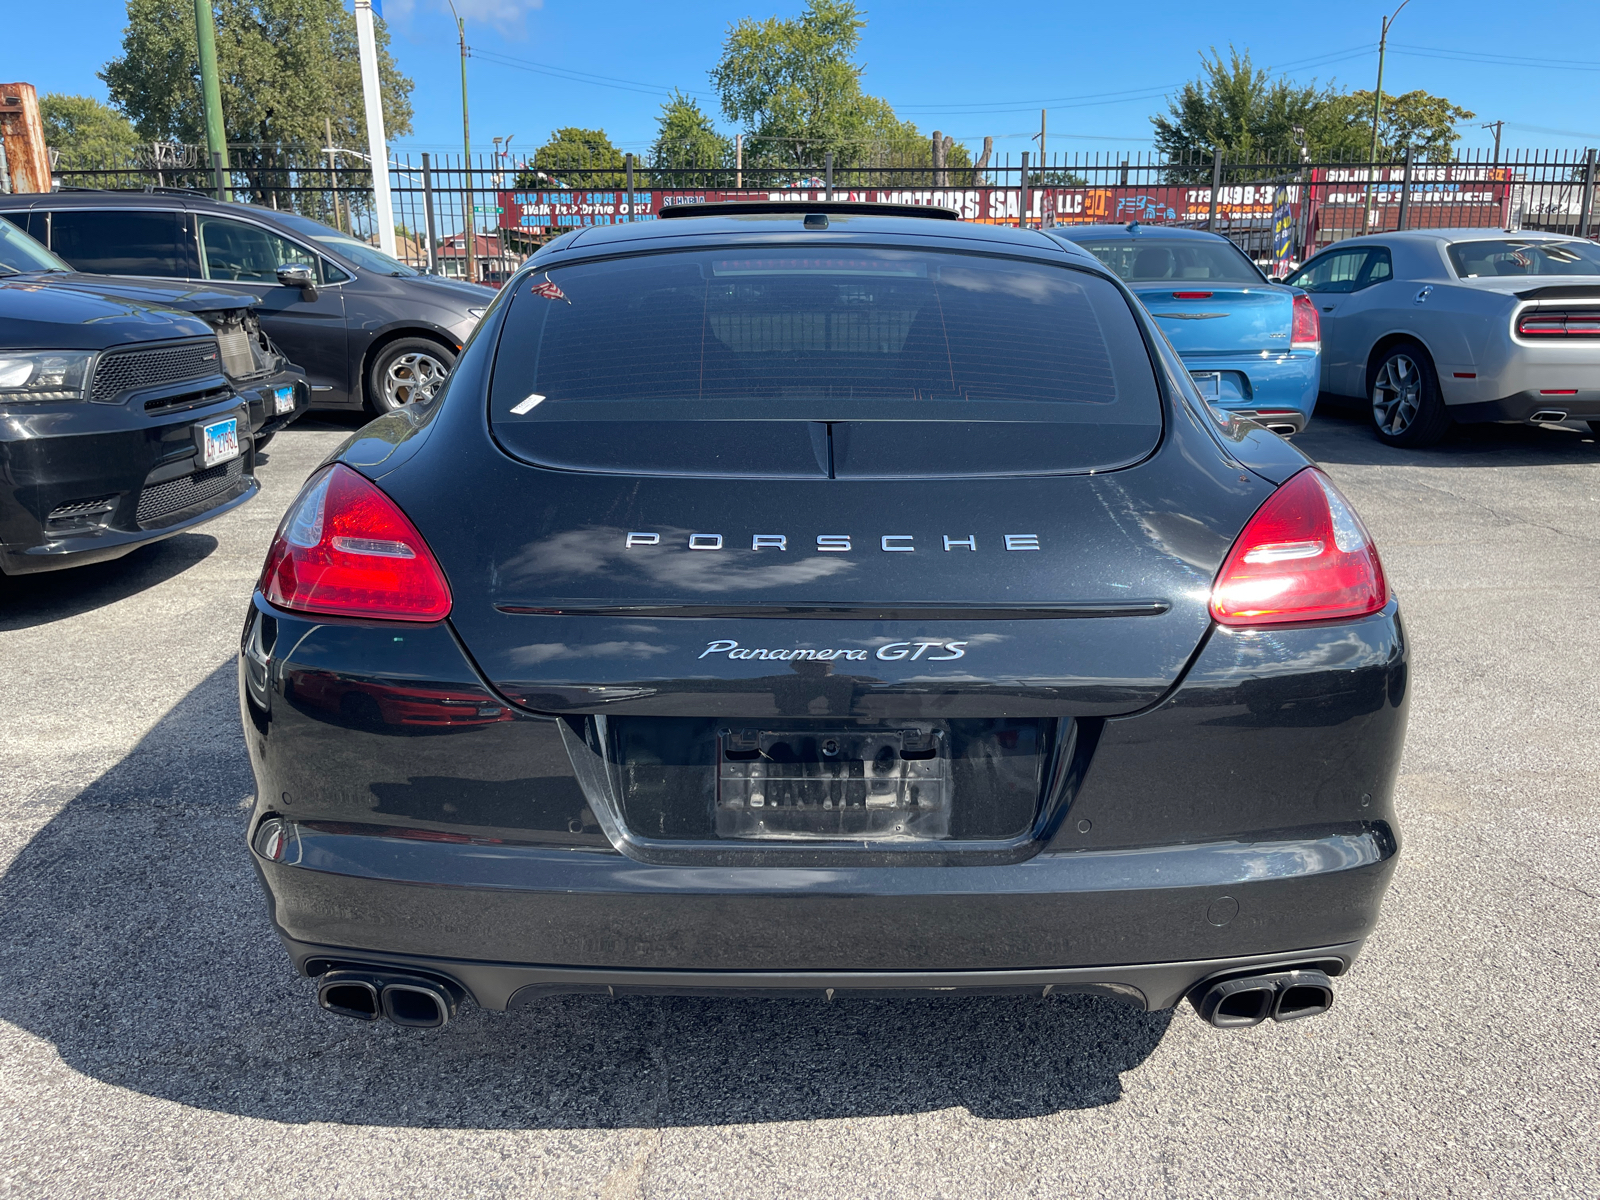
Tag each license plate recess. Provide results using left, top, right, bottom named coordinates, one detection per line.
left=717, top=727, right=950, bottom=840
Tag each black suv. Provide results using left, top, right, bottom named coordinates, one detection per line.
left=0, top=191, right=497, bottom=414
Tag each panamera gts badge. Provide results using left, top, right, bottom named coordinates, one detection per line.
left=700, top=639, right=967, bottom=662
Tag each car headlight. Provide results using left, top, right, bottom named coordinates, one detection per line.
left=0, top=351, right=95, bottom=402
left=465, top=307, right=487, bottom=322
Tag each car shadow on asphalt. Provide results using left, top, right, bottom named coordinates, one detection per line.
left=0, top=533, right=219, bottom=632
left=0, top=661, right=1174, bottom=1128
left=1301, top=398, right=1600, bottom=469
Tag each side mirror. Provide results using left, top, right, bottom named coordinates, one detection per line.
left=276, top=263, right=318, bottom=301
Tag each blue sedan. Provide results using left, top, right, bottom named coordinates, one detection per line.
left=1051, top=224, right=1321, bottom=434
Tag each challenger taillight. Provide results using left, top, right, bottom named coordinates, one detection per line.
left=1211, top=468, right=1387, bottom=626
left=1291, top=293, right=1320, bottom=351
left=259, top=464, right=452, bottom=621
left=1517, top=309, right=1600, bottom=338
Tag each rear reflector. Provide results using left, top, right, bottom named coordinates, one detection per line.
left=259, top=464, right=452, bottom=621
left=1291, top=293, right=1320, bottom=351
left=1211, top=468, right=1387, bottom=626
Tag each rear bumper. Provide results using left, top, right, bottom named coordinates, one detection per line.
left=1183, top=352, right=1319, bottom=419
left=256, top=822, right=1388, bottom=1009
left=0, top=392, right=257, bottom=574
left=274, top=925, right=1367, bottom=1013
left=242, top=592, right=1408, bottom=1006
left=1448, top=388, right=1600, bottom=424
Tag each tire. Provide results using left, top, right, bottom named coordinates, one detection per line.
left=1369, top=343, right=1451, bottom=448
left=366, top=338, right=457, bottom=414
left=1587, top=421, right=1600, bottom=438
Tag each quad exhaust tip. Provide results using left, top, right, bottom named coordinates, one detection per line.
left=1190, top=968, right=1335, bottom=1029
left=317, top=969, right=463, bottom=1029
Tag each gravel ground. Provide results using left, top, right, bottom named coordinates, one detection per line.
left=0, top=408, right=1596, bottom=1198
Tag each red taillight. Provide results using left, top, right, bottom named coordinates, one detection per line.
left=1291, top=293, right=1320, bottom=351
left=259, top=464, right=452, bottom=621
left=1518, top=309, right=1600, bottom=338
left=1210, top=468, right=1387, bottom=626
left=1172, top=291, right=1213, bottom=299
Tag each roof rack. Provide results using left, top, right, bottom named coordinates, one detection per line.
left=657, top=199, right=959, bottom=221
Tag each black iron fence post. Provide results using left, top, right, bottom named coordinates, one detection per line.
left=625, top=153, right=634, bottom=222
left=1020, top=152, right=1030, bottom=229
left=1398, top=146, right=1415, bottom=230
left=422, top=152, right=438, bottom=274
left=1581, top=148, right=1597, bottom=239
left=1208, top=148, right=1222, bottom=231
left=826, top=152, right=834, bottom=200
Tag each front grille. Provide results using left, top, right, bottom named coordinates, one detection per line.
left=144, top=387, right=232, bottom=414
left=136, top=457, right=244, bottom=526
left=92, top=339, right=221, bottom=403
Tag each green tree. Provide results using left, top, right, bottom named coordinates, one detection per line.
left=522, top=127, right=627, bottom=187
left=709, top=0, right=961, bottom=177
left=40, top=94, right=141, bottom=167
left=102, top=0, right=413, bottom=212
left=1153, top=47, right=1332, bottom=172
left=650, top=90, right=734, bottom=181
left=1153, top=46, right=1474, bottom=174
left=1322, top=89, right=1475, bottom=161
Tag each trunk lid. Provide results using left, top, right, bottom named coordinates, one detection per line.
left=1130, top=284, right=1296, bottom=355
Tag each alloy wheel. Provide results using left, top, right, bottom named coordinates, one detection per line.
left=381, top=351, right=451, bottom=407
left=1372, top=354, right=1421, bottom=436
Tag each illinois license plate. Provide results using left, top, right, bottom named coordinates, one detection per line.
left=201, top=417, right=239, bottom=468
left=273, top=385, right=295, bottom=415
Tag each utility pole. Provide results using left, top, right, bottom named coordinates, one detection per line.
left=1033, top=108, right=1046, bottom=177
left=353, top=0, right=395, bottom=256
left=325, top=115, right=343, bottom=232
left=448, top=2, right=475, bottom=284
left=735, top=133, right=743, bottom=190
left=193, top=0, right=230, bottom=201
left=1362, top=0, right=1410, bottom=232
left=1482, top=120, right=1504, bottom=162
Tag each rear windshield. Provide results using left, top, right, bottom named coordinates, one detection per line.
left=1448, top=239, right=1600, bottom=278
left=1072, top=238, right=1263, bottom=284
left=489, top=248, right=1157, bottom=421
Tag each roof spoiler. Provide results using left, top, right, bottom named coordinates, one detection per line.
left=658, top=199, right=960, bottom=221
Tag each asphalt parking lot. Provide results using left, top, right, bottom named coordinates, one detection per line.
left=1, top=408, right=1597, bottom=1198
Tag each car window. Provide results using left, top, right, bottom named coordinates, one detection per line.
left=0, top=215, right=71, bottom=274
left=490, top=248, right=1159, bottom=417
left=310, top=234, right=418, bottom=277
left=1287, top=249, right=1369, bottom=294
left=1072, top=237, right=1263, bottom=283
left=1447, top=239, right=1600, bottom=278
left=1361, top=248, right=1393, bottom=286
left=47, top=208, right=186, bottom=277
left=199, top=216, right=318, bottom=283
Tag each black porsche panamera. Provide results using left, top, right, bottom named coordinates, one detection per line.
left=239, top=201, right=1406, bottom=1033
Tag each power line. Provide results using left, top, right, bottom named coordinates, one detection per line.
left=1391, top=43, right=1600, bottom=71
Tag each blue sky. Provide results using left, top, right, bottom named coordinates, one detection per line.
left=4, top=1, right=1598, bottom=162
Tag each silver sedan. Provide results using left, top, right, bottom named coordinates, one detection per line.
left=1285, top=229, right=1600, bottom=446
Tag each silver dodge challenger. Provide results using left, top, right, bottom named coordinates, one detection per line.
left=1285, top=228, right=1600, bottom=446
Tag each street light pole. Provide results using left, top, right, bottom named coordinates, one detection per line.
left=449, top=1, right=475, bottom=284
left=353, top=0, right=395, bottom=256
left=1361, top=0, right=1410, bottom=233
left=193, top=0, right=230, bottom=201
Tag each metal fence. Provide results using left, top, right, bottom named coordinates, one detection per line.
left=50, top=144, right=1598, bottom=284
